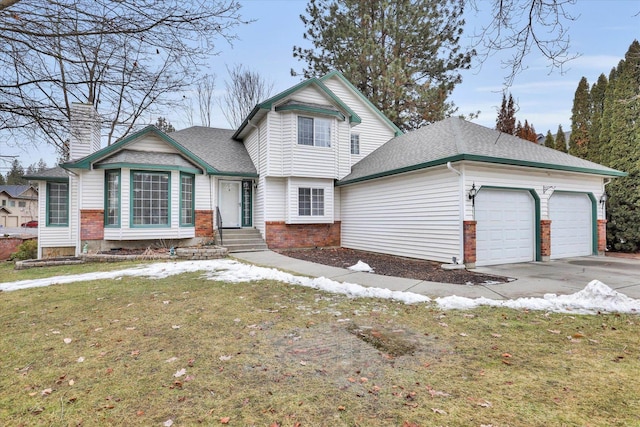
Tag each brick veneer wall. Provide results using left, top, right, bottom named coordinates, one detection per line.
left=540, top=219, right=552, bottom=260
left=463, top=220, right=477, bottom=267
left=195, top=210, right=214, bottom=237
left=265, top=221, right=341, bottom=249
left=0, top=237, right=35, bottom=260
left=80, top=209, right=104, bottom=240
left=597, top=219, right=607, bottom=254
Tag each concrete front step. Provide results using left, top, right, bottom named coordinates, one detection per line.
left=220, top=228, right=268, bottom=253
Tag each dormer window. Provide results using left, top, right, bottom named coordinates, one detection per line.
left=298, top=116, right=331, bottom=147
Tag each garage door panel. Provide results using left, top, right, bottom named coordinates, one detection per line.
left=476, top=189, right=535, bottom=266
left=549, top=193, right=592, bottom=259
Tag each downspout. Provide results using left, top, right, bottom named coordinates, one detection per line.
left=446, top=162, right=465, bottom=264
left=65, top=169, right=80, bottom=256
left=248, top=119, right=260, bottom=232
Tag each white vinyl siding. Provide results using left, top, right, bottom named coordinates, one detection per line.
left=321, top=75, right=397, bottom=161
left=461, top=163, right=604, bottom=221
left=77, top=170, right=104, bottom=209
left=286, top=178, right=334, bottom=224
left=128, top=134, right=179, bottom=153
left=341, top=168, right=460, bottom=263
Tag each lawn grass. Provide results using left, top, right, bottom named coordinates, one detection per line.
left=0, top=260, right=639, bottom=426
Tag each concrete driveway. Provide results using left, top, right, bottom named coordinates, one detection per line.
left=472, top=256, right=640, bottom=299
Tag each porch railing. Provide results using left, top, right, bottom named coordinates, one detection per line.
left=215, top=206, right=223, bottom=246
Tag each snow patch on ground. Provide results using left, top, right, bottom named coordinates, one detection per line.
left=347, top=260, right=374, bottom=273
left=1, top=260, right=638, bottom=314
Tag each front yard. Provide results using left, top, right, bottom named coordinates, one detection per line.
left=0, top=261, right=638, bottom=426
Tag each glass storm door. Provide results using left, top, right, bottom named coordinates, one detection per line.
left=219, top=181, right=241, bottom=228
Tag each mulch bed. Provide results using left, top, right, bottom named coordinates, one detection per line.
left=276, top=247, right=509, bottom=285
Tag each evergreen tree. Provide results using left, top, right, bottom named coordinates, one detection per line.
left=588, top=73, right=608, bottom=164
left=0, top=173, right=5, bottom=185
left=601, top=40, right=640, bottom=252
left=569, top=76, right=591, bottom=158
left=154, top=117, right=176, bottom=134
left=555, top=124, right=567, bottom=152
left=515, top=119, right=537, bottom=142
left=292, top=0, right=474, bottom=130
left=544, top=130, right=556, bottom=150
left=37, top=159, right=47, bottom=172
left=5, top=159, right=26, bottom=184
left=496, top=93, right=516, bottom=134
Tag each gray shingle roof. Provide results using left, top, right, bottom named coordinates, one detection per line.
left=97, top=149, right=198, bottom=170
left=23, top=166, right=69, bottom=181
left=339, top=117, right=625, bottom=185
left=0, top=185, right=36, bottom=197
left=169, top=127, right=257, bottom=175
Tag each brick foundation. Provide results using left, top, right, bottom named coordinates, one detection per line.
left=195, top=210, right=214, bottom=237
left=597, top=219, right=607, bottom=255
left=463, top=220, right=476, bottom=268
left=80, top=209, right=104, bottom=240
left=265, top=221, right=341, bottom=249
left=540, top=219, right=552, bottom=261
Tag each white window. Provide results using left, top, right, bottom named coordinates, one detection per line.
left=298, top=188, right=324, bottom=216
left=298, top=116, right=331, bottom=147
left=180, top=173, right=194, bottom=226
left=105, top=170, right=120, bottom=226
left=350, top=133, right=360, bottom=154
left=131, top=171, right=169, bottom=226
left=47, top=182, right=69, bottom=226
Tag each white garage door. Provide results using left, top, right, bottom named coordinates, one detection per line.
left=549, top=193, right=593, bottom=259
left=476, top=189, right=535, bottom=266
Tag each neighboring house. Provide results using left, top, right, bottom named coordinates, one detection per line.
left=25, top=71, right=625, bottom=266
left=0, top=185, right=38, bottom=227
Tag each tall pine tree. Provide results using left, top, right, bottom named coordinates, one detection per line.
left=292, top=0, right=474, bottom=130
left=496, top=93, right=516, bottom=134
left=555, top=125, right=567, bottom=153
left=569, top=77, right=591, bottom=159
left=600, top=40, right=640, bottom=252
left=544, top=130, right=556, bottom=150
left=588, top=73, right=608, bottom=164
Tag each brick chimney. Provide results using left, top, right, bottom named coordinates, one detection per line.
left=69, top=103, right=101, bottom=160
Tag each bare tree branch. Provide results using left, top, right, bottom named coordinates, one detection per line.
left=468, top=0, right=579, bottom=86
left=0, top=0, right=247, bottom=154
left=220, top=64, right=274, bottom=128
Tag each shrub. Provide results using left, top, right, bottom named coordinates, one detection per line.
left=10, top=239, right=37, bottom=261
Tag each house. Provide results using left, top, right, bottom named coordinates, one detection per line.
left=25, top=71, right=625, bottom=266
left=0, top=185, right=38, bottom=228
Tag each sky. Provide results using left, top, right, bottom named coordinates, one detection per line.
left=1, top=0, right=638, bottom=172
left=1, top=258, right=639, bottom=314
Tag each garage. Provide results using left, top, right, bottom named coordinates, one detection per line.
left=475, top=188, right=536, bottom=266
left=549, top=192, right=594, bottom=259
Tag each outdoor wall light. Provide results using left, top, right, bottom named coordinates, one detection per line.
left=468, top=182, right=478, bottom=200
left=600, top=193, right=608, bottom=205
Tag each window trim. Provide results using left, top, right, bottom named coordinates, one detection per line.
left=46, top=182, right=69, bottom=227
left=350, top=133, right=360, bottom=155
left=179, top=172, right=195, bottom=227
left=297, top=116, right=331, bottom=148
left=104, top=169, right=121, bottom=228
left=130, top=170, right=171, bottom=228
left=298, top=187, right=325, bottom=216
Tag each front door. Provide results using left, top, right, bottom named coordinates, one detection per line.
left=219, top=181, right=241, bottom=228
